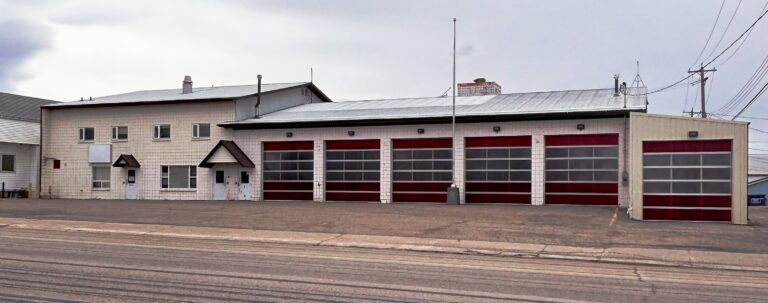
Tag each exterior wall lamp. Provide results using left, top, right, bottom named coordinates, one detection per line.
left=417, top=128, right=425, bottom=134
left=576, top=124, right=585, bottom=131
left=286, top=132, right=293, bottom=138
left=493, top=126, right=501, bottom=133
left=348, top=130, right=355, bottom=136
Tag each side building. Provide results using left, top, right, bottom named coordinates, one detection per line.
left=0, top=92, right=59, bottom=197
left=40, top=76, right=749, bottom=224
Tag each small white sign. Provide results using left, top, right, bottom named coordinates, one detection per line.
left=89, top=144, right=112, bottom=163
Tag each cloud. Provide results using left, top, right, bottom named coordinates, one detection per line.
left=0, top=19, right=52, bottom=91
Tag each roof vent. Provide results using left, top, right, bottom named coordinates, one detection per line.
left=613, top=74, right=620, bottom=96
left=473, top=78, right=486, bottom=83
left=182, top=75, right=193, bottom=94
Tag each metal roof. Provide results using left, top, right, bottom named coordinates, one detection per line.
left=749, top=154, right=768, bottom=175
left=0, top=92, right=58, bottom=122
left=44, top=82, right=331, bottom=108
left=222, top=87, right=647, bottom=128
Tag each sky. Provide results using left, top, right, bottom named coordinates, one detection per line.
left=1, top=0, right=767, bottom=150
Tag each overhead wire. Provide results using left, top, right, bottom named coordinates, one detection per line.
left=731, top=80, right=768, bottom=119
left=704, top=0, right=743, bottom=62
left=717, top=1, right=768, bottom=66
left=704, top=5, right=768, bottom=68
left=689, top=0, right=726, bottom=68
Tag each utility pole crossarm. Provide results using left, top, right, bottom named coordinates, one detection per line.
left=687, top=65, right=716, bottom=118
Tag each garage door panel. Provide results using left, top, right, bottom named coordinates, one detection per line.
left=326, top=192, right=380, bottom=202
left=642, top=139, right=732, bottom=222
left=643, top=195, right=731, bottom=208
left=545, top=182, right=618, bottom=194
left=325, top=139, right=380, bottom=202
left=393, top=193, right=447, bottom=203
left=545, top=194, right=618, bottom=205
left=263, top=141, right=314, bottom=201
left=464, top=136, right=532, bottom=204
left=544, top=134, right=619, bottom=205
left=466, top=182, right=531, bottom=193
left=643, top=208, right=731, bottom=221
left=392, top=138, right=452, bottom=203
left=264, top=191, right=314, bottom=201
left=326, top=182, right=380, bottom=191
left=466, top=193, right=531, bottom=204
left=264, top=181, right=313, bottom=191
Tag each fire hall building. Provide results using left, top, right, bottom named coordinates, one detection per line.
left=39, top=76, right=748, bottom=224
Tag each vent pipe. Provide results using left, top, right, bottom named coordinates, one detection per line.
left=255, top=74, right=262, bottom=118
left=613, top=74, right=620, bottom=96
left=182, top=75, right=193, bottom=94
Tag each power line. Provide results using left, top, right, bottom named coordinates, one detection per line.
left=689, top=0, right=726, bottom=68
left=716, top=52, right=768, bottom=115
left=716, top=1, right=767, bottom=66
left=704, top=0, right=743, bottom=62
left=704, top=4, right=768, bottom=67
left=750, top=126, right=768, bottom=135
left=750, top=147, right=768, bottom=153
left=732, top=81, right=768, bottom=119
left=711, top=113, right=768, bottom=121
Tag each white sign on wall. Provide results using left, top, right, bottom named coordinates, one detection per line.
left=88, top=144, right=112, bottom=163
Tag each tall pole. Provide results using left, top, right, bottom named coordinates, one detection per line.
left=452, top=17, right=456, bottom=187
left=688, top=63, right=716, bottom=118
left=446, top=17, right=460, bottom=205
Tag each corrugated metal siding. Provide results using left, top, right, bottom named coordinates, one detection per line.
left=628, top=113, right=748, bottom=224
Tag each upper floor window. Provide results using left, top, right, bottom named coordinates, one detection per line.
left=79, top=127, right=94, bottom=142
left=192, top=123, right=210, bottom=139
left=112, top=126, right=128, bottom=140
left=1, top=155, right=14, bottom=172
left=153, top=124, right=171, bottom=140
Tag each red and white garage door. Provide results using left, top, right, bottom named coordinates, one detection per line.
left=392, top=138, right=452, bottom=203
left=544, top=134, right=619, bottom=205
left=325, top=139, right=381, bottom=202
left=465, top=136, right=532, bottom=204
left=263, top=141, right=314, bottom=201
left=642, top=139, right=732, bottom=221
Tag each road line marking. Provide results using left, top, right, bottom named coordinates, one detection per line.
left=609, top=207, right=618, bottom=226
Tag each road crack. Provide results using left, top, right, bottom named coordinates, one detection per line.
left=634, top=267, right=657, bottom=295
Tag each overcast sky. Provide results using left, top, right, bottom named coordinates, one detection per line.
left=1, top=0, right=767, bottom=149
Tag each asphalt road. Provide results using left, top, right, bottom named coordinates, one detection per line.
left=0, top=228, right=766, bottom=302
left=1, top=199, right=767, bottom=253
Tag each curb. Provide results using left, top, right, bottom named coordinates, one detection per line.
left=2, top=218, right=766, bottom=272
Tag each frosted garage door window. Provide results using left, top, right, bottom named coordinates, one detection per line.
left=545, top=146, right=619, bottom=182
left=392, top=149, right=452, bottom=181
left=465, top=147, right=531, bottom=181
left=642, top=153, right=731, bottom=194
left=263, top=151, right=314, bottom=181
left=326, top=150, right=380, bottom=181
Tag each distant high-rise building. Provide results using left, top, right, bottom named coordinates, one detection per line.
left=457, top=78, right=501, bottom=97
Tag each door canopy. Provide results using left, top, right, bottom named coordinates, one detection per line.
left=112, top=154, right=141, bottom=168
left=199, top=140, right=255, bottom=168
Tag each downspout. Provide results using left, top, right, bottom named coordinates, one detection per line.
left=38, top=108, right=43, bottom=199
left=255, top=74, right=262, bottom=118
left=624, top=112, right=630, bottom=215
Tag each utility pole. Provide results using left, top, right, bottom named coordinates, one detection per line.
left=688, top=63, right=716, bottom=118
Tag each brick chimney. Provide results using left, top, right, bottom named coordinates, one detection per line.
left=457, top=78, right=501, bottom=97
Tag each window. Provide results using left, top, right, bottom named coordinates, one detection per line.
left=192, top=123, right=210, bottom=139
left=154, top=124, right=171, bottom=140
left=392, top=148, right=452, bottom=182
left=79, top=127, right=94, bottom=141
left=92, top=166, right=110, bottom=189
left=111, top=126, right=128, bottom=140
left=263, top=151, right=314, bottom=181
left=642, top=152, right=731, bottom=195
left=1, top=155, right=14, bottom=172
left=545, top=146, right=619, bottom=182
left=161, top=166, right=196, bottom=189
left=326, top=150, right=380, bottom=181
left=465, top=147, right=532, bottom=182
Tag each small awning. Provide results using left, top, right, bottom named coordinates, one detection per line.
left=113, top=154, right=141, bottom=168
left=199, top=140, right=255, bottom=168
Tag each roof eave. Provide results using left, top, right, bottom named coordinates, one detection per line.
left=219, top=108, right=646, bottom=130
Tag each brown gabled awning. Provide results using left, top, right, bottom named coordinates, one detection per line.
left=199, top=140, right=255, bottom=168
left=113, top=154, right=141, bottom=168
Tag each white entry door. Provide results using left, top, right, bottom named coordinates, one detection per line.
left=238, top=170, right=251, bottom=200
left=125, top=169, right=137, bottom=199
left=213, top=170, right=226, bottom=200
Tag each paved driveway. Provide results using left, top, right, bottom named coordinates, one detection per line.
left=1, top=199, right=766, bottom=253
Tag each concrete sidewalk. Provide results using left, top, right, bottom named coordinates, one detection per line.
left=1, top=217, right=766, bottom=272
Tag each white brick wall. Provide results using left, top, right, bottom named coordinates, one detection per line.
left=233, top=117, right=628, bottom=206
left=41, top=101, right=235, bottom=199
